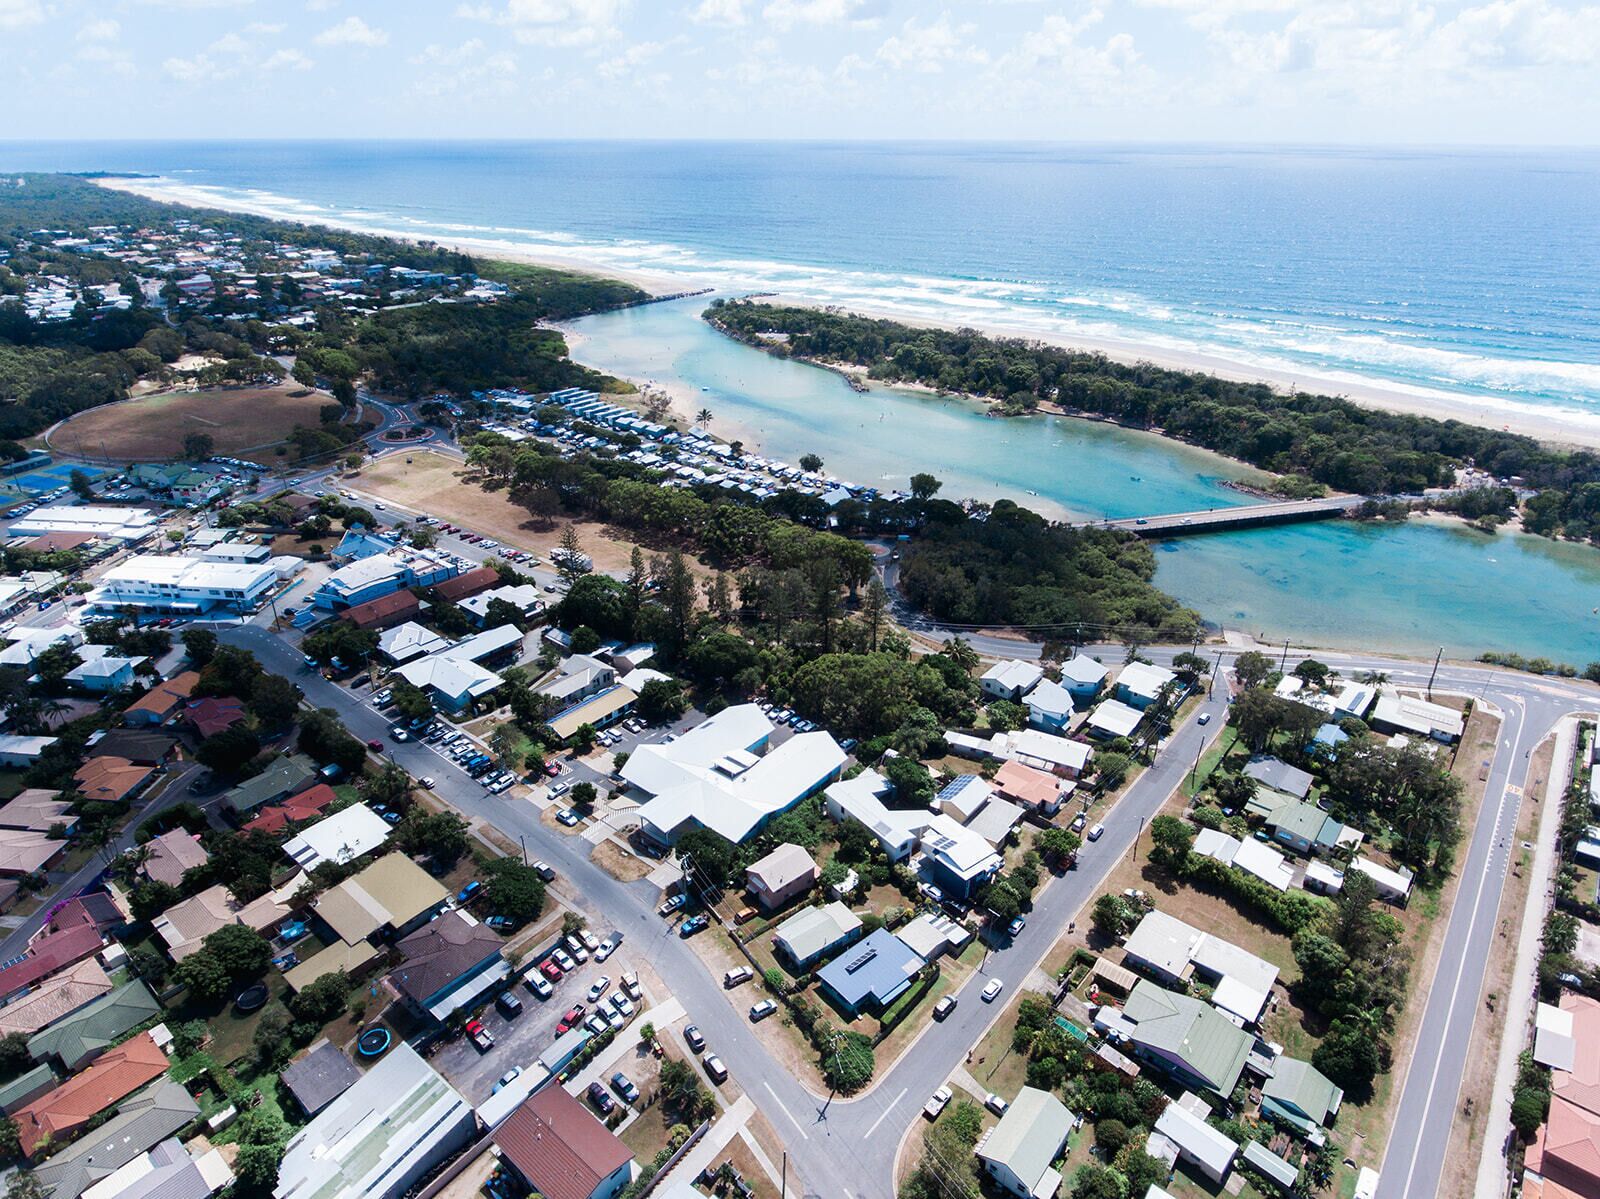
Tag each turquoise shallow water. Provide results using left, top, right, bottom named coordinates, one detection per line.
left=567, top=298, right=1600, bottom=665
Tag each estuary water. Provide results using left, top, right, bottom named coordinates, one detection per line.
left=568, top=298, right=1600, bottom=665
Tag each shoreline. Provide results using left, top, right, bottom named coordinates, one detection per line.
left=96, top=175, right=1600, bottom=452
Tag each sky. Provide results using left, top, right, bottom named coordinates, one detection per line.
left=2, top=0, right=1598, bottom=144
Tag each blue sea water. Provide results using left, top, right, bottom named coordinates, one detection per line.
left=3, top=140, right=1599, bottom=413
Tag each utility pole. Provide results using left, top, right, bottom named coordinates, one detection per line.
left=1133, top=814, right=1146, bottom=861
left=781, top=1152, right=787, bottom=1199
left=519, top=835, right=527, bottom=867
left=1210, top=649, right=1223, bottom=696
left=1189, top=740, right=1205, bottom=789
left=1279, top=638, right=1290, bottom=673
left=1427, top=647, right=1443, bottom=700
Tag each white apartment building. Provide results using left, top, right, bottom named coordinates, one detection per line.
left=89, top=555, right=280, bottom=615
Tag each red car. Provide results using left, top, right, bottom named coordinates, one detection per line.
left=556, top=1004, right=586, bottom=1035
left=366, top=739, right=383, bottom=752
left=540, top=959, right=564, bottom=982
left=544, top=762, right=562, bottom=778
left=465, top=1019, right=494, bottom=1052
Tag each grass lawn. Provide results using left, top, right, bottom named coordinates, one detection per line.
left=52, top=383, right=334, bottom=463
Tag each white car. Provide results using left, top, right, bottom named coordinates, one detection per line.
left=587, top=976, right=612, bottom=1002
left=609, top=992, right=634, bottom=1017
left=595, top=938, right=617, bottom=961
left=981, top=978, right=1004, bottom=1003
left=580, top=931, right=601, bottom=952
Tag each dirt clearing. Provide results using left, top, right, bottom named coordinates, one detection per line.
left=53, top=384, right=333, bottom=462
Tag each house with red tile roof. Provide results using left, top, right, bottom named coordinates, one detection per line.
left=431, top=566, right=500, bottom=603
left=140, top=830, right=209, bottom=888
left=185, top=696, right=247, bottom=740
left=341, top=589, right=421, bottom=631
left=72, top=756, right=155, bottom=805
left=12, top=1031, right=168, bottom=1158
left=1525, top=995, right=1600, bottom=1199
left=242, top=783, right=337, bottom=834
left=493, top=1084, right=635, bottom=1199
left=121, top=671, right=200, bottom=727
left=0, top=923, right=105, bottom=1002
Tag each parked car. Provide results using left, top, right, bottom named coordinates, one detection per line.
left=587, top=976, right=612, bottom=1002
left=703, top=1054, right=728, bottom=1084
left=551, top=948, right=576, bottom=972
left=679, top=914, right=709, bottom=937
left=924, top=1087, right=952, bottom=1120
left=526, top=973, right=554, bottom=999
left=933, top=996, right=957, bottom=1021
left=533, top=861, right=556, bottom=881
left=1198, top=711, right=1212, bottom=725
left=586, top=1081, right=616, bottom=1115
left=658, top=894, right=687, bottom=916
left=491, top=1067, right=522, bottom=1095
left=580, top=931, right=601, bottom=952
left=985, top=1093, right=1009, bottom=1116
left=540, top=959, right=564, bottom=983
left=610, top=992, right=634, bottom=1017
left=556, top=1004, right=586, bottom=1034
left=556, top=807, right=580, bottom=825
left=750, top=1000, right=778, bottom=1022
left=981, top=979, right=1004, bottom=1003
left=419, top=776, right=435, bottom=789
left=596, top=938, right=618, bottom=961
left=465, top=1019, right=494, bottom=1051
left=1087, top=823, right=1105, bottom=842
left=684, top=1025, right=706, bottom=1053
left=724, top=966, right=753, bottom=988
left=621, top=972, right=642, bottom=1000
left=365, top=739, right=383, bottom=752
left=495, top=991, right=523, bottom=1018
left=585, top=1013, right=610, bottom=1036
left=611, top=1072, right=640, bottom=1104
left=1007, top=916, right=1026, bottom=937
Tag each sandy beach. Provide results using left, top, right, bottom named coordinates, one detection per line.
left=97, top=175, right=1600, bottom=451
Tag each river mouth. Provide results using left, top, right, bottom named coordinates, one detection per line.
left=565, top=297, right=1600, bottom=666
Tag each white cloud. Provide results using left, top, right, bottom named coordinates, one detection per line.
left=688, top=0, right=746, bottom=24
left=314, top=15, right=389, bottom=47
left=163, top=53, right=232, bottom=83
left=0, top=0, right=44, bottom=30
left=598, top=37, right=682, bottom=79
left=262, top=48, right=314, bottom=71
left=78, top=19, right=121, bottom=41
left=305, top=0, right=339, bottom=8
left=874, top=14, right=981, bottom=72
left=410, top=38, right=519, bottom=96
left=245, top=21, right=284, bottom=34
left=457, top=0, right=628, bottom=47
left=762, top=0, right=875, bottom=32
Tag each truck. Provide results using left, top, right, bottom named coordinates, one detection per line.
left=465, top=1019, right=494, bottom=1052
left=549, top=547, right=593, bottom=574
left=924, top=1087, right=952, bottom=1120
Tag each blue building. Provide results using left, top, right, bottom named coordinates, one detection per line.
left=815, top=928, right=925, bottom=1017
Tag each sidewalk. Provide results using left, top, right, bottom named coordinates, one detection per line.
left=663, top=1095, right=756, bottom=1187
left=564, top=997, right=686, bottom=1095
left=1473, top=716, right=1578, bottom=1199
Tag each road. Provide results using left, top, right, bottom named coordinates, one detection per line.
left=1075, top=494, right=1369, bottom=536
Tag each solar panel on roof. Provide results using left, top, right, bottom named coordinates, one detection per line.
left=844, top=947, right=878, bottom=974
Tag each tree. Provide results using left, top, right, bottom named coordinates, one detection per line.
left=821, top=1029, right=875, bottom=1093
left=291, top=359, right=316, bottom=389
left=195, top=725, right=262, bottom=775
left=249, top=672, right=300, bottom=728
left=799, top=453, right=824, bottom=472
left=986, top=699, right=1026, bottom=731
left=396, top=810, right=469, bottom=866
left=1233, top=650, right=1274, bottom=690
left=570, top=781, right=597, bottom=812
left=481, top=857, right=547, bottom=923
left=1092, top=751, right=1132, bottom=790
left=1294, top=658, right=1331, bottom=687
left=182, top=628, right=218, bottom=667
left=290, top=971, right=350, bottom=1029
left=1314, top=1019, right=1382, bottom=1092
left=1071, top=1164, right=1127, bottom=1199
left=32, top=642, right=82, bottom=685
left=183, top=432, right=215, bottom=461
left=0, top=1033, right=32, bottom=1084
left=1511, top=1083, right=1551, bottom=1136
left=1146, top=813, right=1193, bottom=871
left=204, top=923, right=272, bottom=980
left=68, top=468, right=94, bottom=501
left=882, top=755, right=934, bottom=807
left=173, top=949, right=231, bottom=1005
left=1092, top=893, right=1135, bottom=939
left=555, top=525, right=589, bottom=585
left=909, top=473, right=942, bottom=502
left=677, top=827, right=737, bottom=889
left=637, top=678, right=688, bottom=724
left=695, top=407, right=713, bottom=425
left=1037, top=827, right=1081, bottom=864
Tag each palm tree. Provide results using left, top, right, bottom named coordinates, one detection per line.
left=695, top=407, right=713, bottom=426
left=1360, top=670, right=1390, bottom=688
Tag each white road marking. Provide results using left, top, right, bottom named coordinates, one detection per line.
left=764, top=1081, right=809, bottom=1140
left=864, top=1088, right=907, bottom=1138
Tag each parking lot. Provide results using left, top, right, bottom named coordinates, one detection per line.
left=430, top=926, right=632, bottom=1104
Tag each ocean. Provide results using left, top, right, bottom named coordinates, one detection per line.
left=3, top=140, right=1599, bottom=415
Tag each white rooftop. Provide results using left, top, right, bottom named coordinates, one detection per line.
left=1087, top=699, right=1144, bottom=739
left=982, top=659, right=1043, bottom=694
left=1124, top=909, right=1278, bottom=1024
left=282, top=803, right=391, bottom=871
left=1117, top=661, right=1177, bottom=700
left=378, top=621, right=449, bottom=663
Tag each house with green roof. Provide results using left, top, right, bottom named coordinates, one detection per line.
left=223, top=754, right=318, bottom=816
left=976, top=1086, right=1073, bottom=1199
left=1261, top=1057, right=1343, bottom=1138
left=1262, top=799, right=1359, bottom=858
left=26, top=979, right=161, bottom=1071
left=1112, top=980, right=1254, bottom=1097
left=0, top=1064, right=56, bottom=1115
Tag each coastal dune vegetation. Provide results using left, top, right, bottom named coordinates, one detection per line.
left=705, top=299, right=1600, bottom=543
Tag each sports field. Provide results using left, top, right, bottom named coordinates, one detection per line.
left=50, top=384, right=332, bottom=463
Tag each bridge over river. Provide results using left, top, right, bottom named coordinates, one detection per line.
left=1078, top=493, right=1372, bottom=537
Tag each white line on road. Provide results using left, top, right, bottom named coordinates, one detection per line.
left=864, top=1089, right=906, bottom=1138
left=764, top=1081, right=809, bottom=1141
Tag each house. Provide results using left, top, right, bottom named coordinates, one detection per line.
left=549, top=685, right=638, bottom=741
left=1242, top=1141, right=1300, bottom=1193
left=1085, top=699, right=1143, bottom=741
left=981, top=659, right=1044, bottom=702
left=1262, top=1057, right=1344, bottom=1136
left=896, top=911, right=971, bottom=962
left=312, top=547, right=458, bottom=612
left=78, top=1137, right=233, bottom=1199
left=917, top=812, right=1003, bottom=900
left=936, top=775, right=994, bottom=823
left=0, top=1065, right=58, bottom=1117
left=184, top=696, right=246, bottom=740
left=1059, top=655, right=1109, bottom=705
left=430, top=564, right=500, bottom=603
left=1263, top=799, right=1361, bottom=858
left=311, top=853, right=448, bottom=945
left=1275, top=676, right=1376, bottom=722
left=121, top=670, right=199, bottom=726
left=83, top=729, right=178, bottom=767
left=493, top=1084, right=636, bottom=1199
left=538, top=654, right=616, bottom=711
left=459, top=583, right=544, bottom=627
left=1524, top=1098, right=1600, bottom=1199
left=281, top=1040, right=363, bottom=1117
left=330, top=529, right=395, bottom=564
left=1122, top=910, right=1279, bottom=1025
left=623, top=703, right=846, bottom=846
left=1243, top=756, right=1314, bottom=800
left=745, top=842, right=818, bottom=911
left=0, top=734, right=59, bottom=767
left=13, top=1031, right=169, bottom=1158
left=0, top=825, right=67, bottom=876
left=1026, top=679, right=1077, bottom=733
left=773, top=901, right=863, bottom=970
left=0, top=626, right=84, bottom=670
left=976, top=1086, right=1073, bottom=1199
left=73, top=758, right=156, bottom=803
left=1351, top=855, right=1414, bottom=904
left=1004, top=729, right=1092, bottom=778
left=1107, top=980, right=1254, bottom=1096
left=243, top=783, right=336, bottom=834
left=394, top=652, right=503, bottom=713
left=378, top=620, right=450, bottom=664
left=965, top=794, right=1026, bottom=848
left=153, top=881, right=294, bottom=960
left=1150, top=1095, right=1237, bottom=1184
left=1368, top=689, right=1464, bottom=743
left=222, top=754, right=318, bottom=816
left=0, top=921, right=107, bottom=1005
left=140, top=829, right=209, bottom=887
left=823, top=770, right=925, bottom=862
left=1192, top=828, right=1295, bottom=891
left=815, top=928, right=924, bottom=1016
left=0, top=789, right=75, bottom=836
left=340, top=589, right=421, bottom=632
left=274, top=1043, right=475, bottom=1199
left=26, top=980, right=161, bottom=1071
left=1115, top=662, right=1178, bottom=709
left=0, top=959, right=113, bottom=1037
left=64, top=648, right=147, bottom=694
left=33, top=1079, right=199, bottom=1199
left=992, top=760, right=1070, bottom=817
left=388, top=910, right=507, bottom=1021
left=281, top=803, right=390, bottom=872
